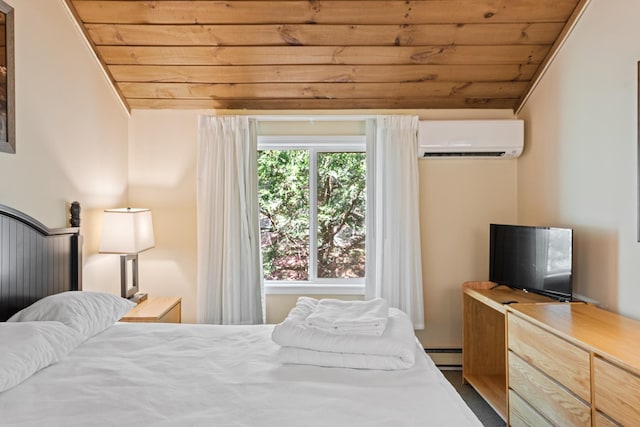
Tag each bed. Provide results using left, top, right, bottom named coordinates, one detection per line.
left=0, top=204, right=482, bottom=426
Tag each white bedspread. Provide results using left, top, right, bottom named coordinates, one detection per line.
left=0, top=322, right=482, bottom=427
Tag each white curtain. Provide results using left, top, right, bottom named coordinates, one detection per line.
left=365, top=115, right=425, bottom=329
left=196, top=116, right=264, bottom=325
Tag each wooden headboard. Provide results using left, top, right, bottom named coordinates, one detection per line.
left=0, top=204, right=82, bottom=321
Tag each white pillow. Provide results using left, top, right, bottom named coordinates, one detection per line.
left=8, top=291, right=135, bottom=339
left=0, top=321, right=82, bottom=393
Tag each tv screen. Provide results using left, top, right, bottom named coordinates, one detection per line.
left=489, top=224, right=573, bottom=301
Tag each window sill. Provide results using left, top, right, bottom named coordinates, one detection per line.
left=264, top=283, right=365, bottom=295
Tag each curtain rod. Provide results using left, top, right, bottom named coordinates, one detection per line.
left=250, top=114, right=377, bottom=122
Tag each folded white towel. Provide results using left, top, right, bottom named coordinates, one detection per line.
left=304, top=298, right=389, bottom=336
left=271, top=298, right=416, bottom=370
left=277, top=342, right=419, bottom=370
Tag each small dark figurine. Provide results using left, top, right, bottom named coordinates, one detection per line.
left=70, top=201, right=81, bottom=227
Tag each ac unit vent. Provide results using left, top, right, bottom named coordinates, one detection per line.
left=422, top=151, right=507, bottom=158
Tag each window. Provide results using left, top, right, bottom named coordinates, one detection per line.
left=257, top=136, right=366, bottom=294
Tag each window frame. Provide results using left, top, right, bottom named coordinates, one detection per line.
left=257, top=135, right=366, bottom=295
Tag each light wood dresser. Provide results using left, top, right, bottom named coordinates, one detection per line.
left=462, top=281, right=554, bottom=419
left=463, top=281, right=640, bottom=426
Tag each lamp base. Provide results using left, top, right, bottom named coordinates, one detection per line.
left=129, top=292, right=148, bottom=304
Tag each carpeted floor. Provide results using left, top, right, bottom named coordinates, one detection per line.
left=441, top=370, right=506, bottom=427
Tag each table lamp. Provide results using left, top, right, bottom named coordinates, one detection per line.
left=99, top=208, right=155, bottom=303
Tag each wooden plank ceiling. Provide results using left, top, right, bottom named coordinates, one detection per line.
left=65, top=0, right=588, bottom=111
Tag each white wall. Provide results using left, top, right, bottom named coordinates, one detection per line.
left=0, top=0, right=129, bottom=293
left=128, top=109, right=517, bottom=349
left=418, top=159, right=517, bottom=346
left=518, top=0, right=640, bottom=317
left=128, top=110, right=199, bottom=319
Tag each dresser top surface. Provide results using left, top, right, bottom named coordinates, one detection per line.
left=509, top=303, right=640, bottom=375
left=463, top=281, right=554, bottom=313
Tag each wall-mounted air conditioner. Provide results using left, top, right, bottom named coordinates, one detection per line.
left=418, top=120, right=524, bottom=159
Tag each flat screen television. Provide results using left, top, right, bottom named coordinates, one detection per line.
left=489, top=224, right=573, bottom=302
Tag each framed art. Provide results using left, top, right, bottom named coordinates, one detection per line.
left=0, top=0, right=14, bottom=154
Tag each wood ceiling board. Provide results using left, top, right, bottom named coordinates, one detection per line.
left=118, top=81, right=528, bottom=100
left=108, top=64, right=538, bottom=84
left=73, top=1, right=579, bottom=25
left=97, top=45, right=550, bottom=66
left=86, top=23, right=564, bottom=46
left=126, top=97, right=520, bottom=110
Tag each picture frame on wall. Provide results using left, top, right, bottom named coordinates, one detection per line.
left=0, top=0, right=14, bottom=154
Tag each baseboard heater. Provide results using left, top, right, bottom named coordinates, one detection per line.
left=424, top=348, right=462, bottom=368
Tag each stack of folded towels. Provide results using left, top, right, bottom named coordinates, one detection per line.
left=271, top=297, right=417, bottom=370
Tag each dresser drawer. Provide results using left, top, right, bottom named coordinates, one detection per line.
left=508, top=312, right=591, bottom=402
left=595, top=411, right=621, bottom=427
left=594, top=357, right=640, bottom=426
left=509, top=389, right=553, bottom=427
left=509, top=351, right=591, bottom=427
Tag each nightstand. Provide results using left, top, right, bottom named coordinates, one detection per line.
left=120, top=297, right=182, bottom=323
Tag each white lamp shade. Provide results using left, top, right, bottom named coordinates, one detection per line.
left=99, top=208, right=155, bottom=254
